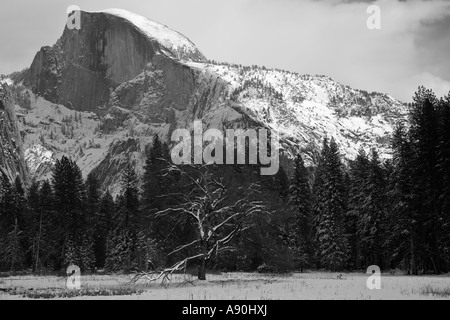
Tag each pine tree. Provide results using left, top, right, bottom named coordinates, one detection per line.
left=142, top=135, right=173, bottom=252
left=105, top=228, right=134, bottom=272
left=389, top=123, right=419, bottom=274
left=85, top=173, right=102, bottom=269
left=39, top=181, right=56, bottom=269
left=106, top=163, right=142, bottom=271
left=357, top=149, right=387, bottom=268
left=86, top=173, right=101, bottom=220
left=347, top=148, right=369, bottom=270
left=13, top=176, right=26, bottom=219
left=63, top=235, right=79, bottom=267
left=289, top=154, right=313, bottom=271
left=1, top=219, right=25, bottom=271
left=409, top=87, right=443, bottom=273
left=52, top=157, right=86, bottom=232
left=27, top=180, right=45, bottom=271
left=438, top=93, right=450, bottom=266
left=94, top=191, right=114, bottom=269
left=313, top=138, right=348, bottom=271
left=119, top=163, right=140, bottom=230
left=142, top=135, right=171, bottom=214
left=52, top=156, right=90, bottom=270
left=0, top=175, right=26, bottom=271
left=80, top=234, right=95, bottom=271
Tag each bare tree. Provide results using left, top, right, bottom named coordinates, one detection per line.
left=130, top=163, right=267, bottom=284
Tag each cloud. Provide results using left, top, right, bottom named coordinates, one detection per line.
left=415, top=14, right=450, bottom=80
left=185, top=0, right=450, bottom=101
left=401, top=72, right=450, bottom=100
left=0, top=0, right=449, bottom=101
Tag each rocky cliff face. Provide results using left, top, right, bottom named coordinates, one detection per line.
left=6, top=9, right=407, bottom=194
left=0, top=84, right=29, bottom=183
left=25, top=10, right=206, bottom=113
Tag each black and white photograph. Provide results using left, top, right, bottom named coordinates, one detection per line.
left=1, top=0, right=450, bottom=304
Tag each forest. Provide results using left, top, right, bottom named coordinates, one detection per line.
left=0, top=86, right=449, bottom=279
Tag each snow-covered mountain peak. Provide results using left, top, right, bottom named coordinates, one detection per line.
left=93, top=9, right=206, bottom=62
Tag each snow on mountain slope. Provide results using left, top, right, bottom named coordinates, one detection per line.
left=25, top=144, right=55, bottom=177
left=12, top=59, right=408, bottom=194
left=0, top=83, right=29, bottom=184
left=96, top=9, right=206, bottom=62
left=14, top=90, right=106, bottom=182
left=13, top=83, right=172, bottom=195
left=0, top=78, right=13, bottom=86
left=196, top=62, right=408, bottom=165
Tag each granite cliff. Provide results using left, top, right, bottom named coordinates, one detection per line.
left=0, top=84, right=29, bottom=184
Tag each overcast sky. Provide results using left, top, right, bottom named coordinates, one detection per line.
left=0, top=0, right=449, bottom=102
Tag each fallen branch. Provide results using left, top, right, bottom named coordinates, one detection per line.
left=127, top=254, right=204, bottom=287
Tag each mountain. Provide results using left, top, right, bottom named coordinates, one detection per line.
left=0, top=83, right=29, bottom=184
left=2, top=9, right=408, bottom=194
left=24, top=9, right=205, bottom=112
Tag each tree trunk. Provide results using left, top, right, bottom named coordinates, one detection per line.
left=198, top=258, right=207, bottom=281
left=35, top=210, right=43, bottom=272
left=433, top=225, right=442, bottom=274
left=410, top=232, right=418, bottom=275
left=355, top=241, right=361, bottom=270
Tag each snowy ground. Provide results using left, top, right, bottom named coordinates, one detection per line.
left=1, top=272, right=450, bottom=300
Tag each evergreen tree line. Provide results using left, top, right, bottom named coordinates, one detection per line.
left=1, top=87, right=449, bottom=275
left=285, top=87, right=450, bottom=274
left=0, top=135, right=186, bottom=273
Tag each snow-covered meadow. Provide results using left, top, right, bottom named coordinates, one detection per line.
left=1, top=272, right=450, bottom=300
